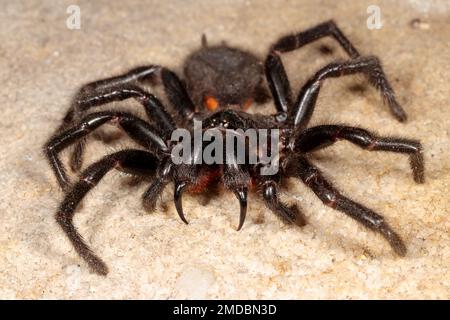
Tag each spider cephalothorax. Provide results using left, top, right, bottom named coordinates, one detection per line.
left=45, top=21, right=424, bottom=275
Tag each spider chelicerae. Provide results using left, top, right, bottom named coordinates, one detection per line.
left=45, top=21, right=424, bottom=275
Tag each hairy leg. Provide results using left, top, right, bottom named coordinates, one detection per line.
left=261, top=178, right=306, bottom=226
left=284, top=155, right=407, bottom=256
left=55, top=149, right=159, bottom=275
left=63, top=65, right=193, bottom=128
left=44, top=111, right=167, bottom=190
left=265, top=20, right=359, bottom=118
left=291, top=125, right=424, bottom=183
left=58, top=66, right=187, bottom=171
left=142, top=160, right=173, bottom=212
left=265, top=20, right=405, bottom=123
left=290, top=56, right=406, bottom=128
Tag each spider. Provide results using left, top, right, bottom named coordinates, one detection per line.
left=45, top=21, right=424, bottom=276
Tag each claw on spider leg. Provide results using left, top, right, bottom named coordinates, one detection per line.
left=174, top=181, right=189, bottom=225
left=234, top=187, right=248, bottom=231
left=378, top=222, right=407, bottom=257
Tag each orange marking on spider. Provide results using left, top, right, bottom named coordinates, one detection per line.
left=204, top=96, right=219, bottom=111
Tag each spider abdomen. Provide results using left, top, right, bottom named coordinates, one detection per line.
left=183, top=45, right=266, bottom=109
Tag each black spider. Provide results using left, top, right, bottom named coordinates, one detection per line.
left=45, top=21, right=424, bottom=276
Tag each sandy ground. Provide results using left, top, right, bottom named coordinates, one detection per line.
left=0, top=0, right=448, bottom=299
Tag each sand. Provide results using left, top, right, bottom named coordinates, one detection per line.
left=0, top=0, right=448, bottom=299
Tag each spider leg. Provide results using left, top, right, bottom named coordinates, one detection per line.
left=290, top=57, right=406, bottom=129
left=265, top=20, right=359, bottom=118
left=261, top=178, right=306, bottom=226
left=284, top=155, right=407, bottom=256
left=160, top=68, right=196, bottom=119
left=291, top=125, right=424, bottom=183
left=142, top=160, right=173, bottom=212
left=272, top=20, right=360, bottom=58
left=265, top=20, right=405, bottom=123
left=60, top=66, right=192, bottom=172
left=142, top=163, right=202, bottom=226
left=62, top=65, right=194, bottom=128
left=73, top=86, right=175, bottom=133
left=170, top=136, right=205, bottom=223
left=55, top=149, right=159, bottom=276
left=67, top=86, right=174, bottom=172
left=144, top=133, right=202, bottom=223
left=45, top=111, right=167, bottom=191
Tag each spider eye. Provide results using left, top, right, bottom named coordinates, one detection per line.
left=204, top=96, right=219, bottom=111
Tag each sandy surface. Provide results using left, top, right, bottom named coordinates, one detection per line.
left=0, top=0, right=449, bottom=299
